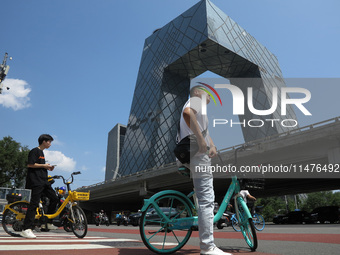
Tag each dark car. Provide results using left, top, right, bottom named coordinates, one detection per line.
left=146, top=207, right=179, bottom=223
left=273, top=209, right=287, bottom=224
left=285, top=211, right=313, bottom=224
left=273, top=214, right=286, bottom=224
left=129, top=207, right=179, bottom=226
left=129, top=211, right=143, bottom=226
left=274, top=210, right=313, bottom=224
left=310, top=206, right=340, bottom=224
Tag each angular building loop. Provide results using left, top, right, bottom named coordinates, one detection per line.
left=111, top=0, right=297, bottom=177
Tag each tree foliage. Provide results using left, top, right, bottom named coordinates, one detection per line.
left=0, top=136, right=29, bottom=188
left=257, top=197, right=286, bottom=221
left=257, top=191, right=340, bottom=221
left=301, top=191, right=340, bottom=211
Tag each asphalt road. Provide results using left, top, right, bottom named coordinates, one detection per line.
left=0, top=223, right=339, bottom=255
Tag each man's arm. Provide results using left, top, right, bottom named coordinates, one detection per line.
left=27, top=163, right=55, bottom=171
left=183, top=107, right=207, bottom=153
left=247, top=194, right=257, bottom=201
left=208, top=136, right=217, bottom=158
left=183, top=107, right=217, bottom=158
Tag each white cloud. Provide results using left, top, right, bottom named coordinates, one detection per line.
left=0, top=78, right=31, bottom=110
left=102, top=166, right=106, bottom=173
left=51, top=135, right=63, bottom=146
left=44, top=150, right=76, bottom=172
left=81, top=166, right=88, bottom=171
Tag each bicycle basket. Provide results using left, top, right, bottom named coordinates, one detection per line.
left=71, top=191, right=90, bottom=201
left=6, top=194, right=22, bottom=203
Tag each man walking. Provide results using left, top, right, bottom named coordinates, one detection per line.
left=21, top=134, right=59, bottom=238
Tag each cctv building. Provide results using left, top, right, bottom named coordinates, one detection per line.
left=105, top=0, right=297, bottom=179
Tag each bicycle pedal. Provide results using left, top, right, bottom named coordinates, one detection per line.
left=52, top=220, right=62, bottom=227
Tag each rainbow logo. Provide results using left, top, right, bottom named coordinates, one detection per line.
left=196, top=82, right=222, bottom=106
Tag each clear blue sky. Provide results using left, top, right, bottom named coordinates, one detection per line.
left=0, top=0, right=339, bottom=189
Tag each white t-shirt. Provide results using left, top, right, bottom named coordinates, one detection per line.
left=240, top=190, right=250, bottom=203
left=178, top=97, right=211, bottom=148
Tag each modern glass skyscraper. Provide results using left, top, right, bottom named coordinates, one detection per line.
left=118, top=0, right=297, bottom=176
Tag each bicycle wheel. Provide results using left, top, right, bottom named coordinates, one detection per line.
left=140, top=194, right=193, bottom=254
left=216, top=219, right=224, bottom=229
left=231, top=216, right=241, bottom=232
left=253, top=214, right=265, bottom=231
left=2, top=202, right=29, bottom=237
left=70, top=205, right=87, bottom=238
left=236, top=200, right=257, bottom=251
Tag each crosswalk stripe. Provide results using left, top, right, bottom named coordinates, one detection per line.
left=0, top=238, right=139, bottom=243
left=0, top=233, right=74, bottom=238
left=151, top=242, right=178, bottom=246
left=0, top=244, right=113, bottom=251
left=0, top=235, right=103, bottom=239
left=0, top=230, right=141, bottom=251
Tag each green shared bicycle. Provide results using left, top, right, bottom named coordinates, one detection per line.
left=139, top=171, right=258, bottom=254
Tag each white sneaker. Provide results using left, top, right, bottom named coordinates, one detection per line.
left=41, top=223, right=59, bottom=230
left=21, top=229, right=37, bottom=239
left=201, top=246, right=233, bottom=255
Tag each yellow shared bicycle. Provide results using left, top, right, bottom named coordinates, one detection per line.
left=2, top=171, right=90, bottom=238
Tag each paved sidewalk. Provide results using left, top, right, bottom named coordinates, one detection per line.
left=0, top=224, right=339, bottom=255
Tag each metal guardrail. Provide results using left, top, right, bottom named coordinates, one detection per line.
left=219, top=116, right=340, bottom=153
left=82, top=162, right=178, bottom=190
left=79, top=116, right=340, bottom=190
left=0, top=187, right=31, bottom=201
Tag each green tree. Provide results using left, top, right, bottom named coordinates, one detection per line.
left=257, top=197, right=286, bottom=221
left=0, top=136, right=29, bottom=188
left=330, top=191, right=340, bottom=206
left=301, top=191, right=340, bottom=211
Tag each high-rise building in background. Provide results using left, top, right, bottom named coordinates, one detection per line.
left=106, top=0, right=297, bottom=178
left=105, top=124, right=126, bottom=181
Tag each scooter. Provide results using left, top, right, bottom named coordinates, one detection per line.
left=95, top=213, right=110, bottom=226
left=216, top=212, right=233, bottom=229
left=116, top=214, right=128, bottom=226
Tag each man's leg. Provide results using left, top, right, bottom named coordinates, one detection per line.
left=23, top=186, right=44, bottom=230
left=39, top=185, right=60, bottom=230
left=247, top=201, right=255, bottom=216
left=190, top=154, right=215, bottom=250
left=43, top=185, right=59, bottom=214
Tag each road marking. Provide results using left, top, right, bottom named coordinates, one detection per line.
left=0, top=238, right=139, bottom=243
left=0, top=244, right=113, bottom=250
left=0, top=230, right=140, bottom=251
left=150, top=242, right=178, bottom=246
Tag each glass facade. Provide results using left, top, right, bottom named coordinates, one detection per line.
left=105, top=124, right=126, bottom=180
left=118, top=0, right=297, bottom=176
